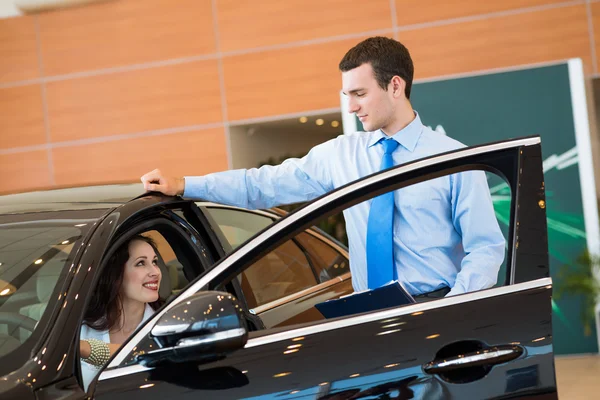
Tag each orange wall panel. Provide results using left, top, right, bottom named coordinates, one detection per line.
left=46, top=60, right=222, bottom=142
left=0, top=16, right=39, bottom=83
left=224, top=38, right=370, bottom=120
left=0, top=151, right=50, bottom=194
left=395, top=0, right=568, bottom=26
left=402, top=4, right=591, bottom=80
left=591, top=2, right=600, bottom=74
left=217, top=0, right=392, bottom=52
left=0, top=85, right=45, bottom=149
left=52, top=128, right=228, bottom=186
left=38, top=0, right=216, bottom=76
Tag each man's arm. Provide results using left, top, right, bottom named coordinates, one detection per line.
left=447, top=170, right=506, bottom=296
left=141, top=139, right=336, bottom=210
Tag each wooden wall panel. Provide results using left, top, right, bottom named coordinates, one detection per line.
left=38, top=0, right=216, bottom=76
left=0, top=151, right=50, bottom=194
left=0, top=85, right=45, bottom=149
left=0, top=16, right=39, bottom=83
left=395, top=0, right=568, bottom=26
left=46, top=60, right=222, bottom=142
left=1, top=0, right=597, bottom=194
left=401, top=4, right=591, bottom=80
left=52, top=128, right=228, bottom=186
left=591, top=1, right=600, bottom=75
left=224, top=38, right=369, bottom=120
left=217, top=0, right=392, bottom=52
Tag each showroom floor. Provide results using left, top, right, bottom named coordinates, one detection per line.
left=555, top=354, right=600, bottom=399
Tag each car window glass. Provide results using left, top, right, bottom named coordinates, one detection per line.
left=240, top=239, right=318, bottom=309
left=204, top=207, right=274, bottom=249
left=0, top=218, right=92, bottom=360
left=295, top=232, right=349, bottom=282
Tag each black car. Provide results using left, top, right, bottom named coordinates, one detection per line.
left=0, top=136, right=555, bottom=399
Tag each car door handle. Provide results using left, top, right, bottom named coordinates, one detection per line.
left=423, top=345, right=524, bottom=374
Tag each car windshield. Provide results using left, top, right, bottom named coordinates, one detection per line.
left=0, top=210, right=104, bottom=363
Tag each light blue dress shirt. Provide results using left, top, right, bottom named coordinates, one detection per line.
left=184, top=112, right=505, bottom=296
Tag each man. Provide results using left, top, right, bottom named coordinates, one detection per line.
left=141, top=37, right=505, bottom=300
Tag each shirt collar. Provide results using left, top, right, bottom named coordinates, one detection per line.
left=367, top=111, right=424, bottom=152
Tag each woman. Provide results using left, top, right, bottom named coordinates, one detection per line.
left=79, top=234, right=163, bottom=389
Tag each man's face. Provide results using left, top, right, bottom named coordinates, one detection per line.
left=342, top=63, right=395, bottom=133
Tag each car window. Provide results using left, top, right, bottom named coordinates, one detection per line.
left=240, top=238, right=318, bottom=309
left=295, top=232, right=349, bottom=282
left=204, top=207, right=351, bottom=307
left=204, top=207, right=274, bottom=249
left=0, top=212, right=99, bottom=369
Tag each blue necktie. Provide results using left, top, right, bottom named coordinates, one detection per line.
left=366, top=138, right=399, bottom=289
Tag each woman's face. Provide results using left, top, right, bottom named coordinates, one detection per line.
left=121, top=240, right=162, bottom=305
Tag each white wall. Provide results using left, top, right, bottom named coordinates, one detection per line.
left=0, top=1, right=23, bottom=19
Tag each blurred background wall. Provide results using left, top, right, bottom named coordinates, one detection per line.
left=0, top=0, right=598, bottom=194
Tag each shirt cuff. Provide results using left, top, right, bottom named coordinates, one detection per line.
left=182, top=176, right=208, bottom=199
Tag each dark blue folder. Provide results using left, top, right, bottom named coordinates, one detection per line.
left=315, top=281, right=416, bottom=319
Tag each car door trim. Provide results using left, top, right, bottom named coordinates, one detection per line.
left=100, top=276, right=550, bottom=381
left=251, top=272, right=351, bottom=314
left=108, top=136, right=540, bottom=368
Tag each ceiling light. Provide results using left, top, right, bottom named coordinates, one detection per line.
left=273, top=372, right=291, bottom=378
left=292, top=337, right=304, bottom=342
left=315, top=118, right=324, bottom=126
left=331, top=120, right=340, bottom=128
left=299, top=116, right=308, bottom=123
left=426, top=334, right=440, bottom=339
left=34, top=259, right=43, bottom=265
left=61, top=240, right=69, bottom=245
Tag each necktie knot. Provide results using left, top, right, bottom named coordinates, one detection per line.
left=381, top=138, right=399, bottom=155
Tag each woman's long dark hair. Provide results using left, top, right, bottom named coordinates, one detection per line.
left=83, top=234, right=164, bottom=331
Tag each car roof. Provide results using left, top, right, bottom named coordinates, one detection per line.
left=0, top=183, right=287, bottom=217
left=0, top=183, right=144, bottom=215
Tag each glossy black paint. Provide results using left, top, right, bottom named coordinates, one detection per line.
left=94, top=285, right=555, bottom=400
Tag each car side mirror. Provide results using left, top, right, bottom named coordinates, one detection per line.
left=137, top=291, right=248, bottom=367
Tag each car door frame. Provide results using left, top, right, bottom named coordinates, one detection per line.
left=96, top=135, right=553, bottom=396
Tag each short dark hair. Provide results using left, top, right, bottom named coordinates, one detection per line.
left=339, top=36, right=414, bottom=99
left=84, top=234, right=162, bottom=331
